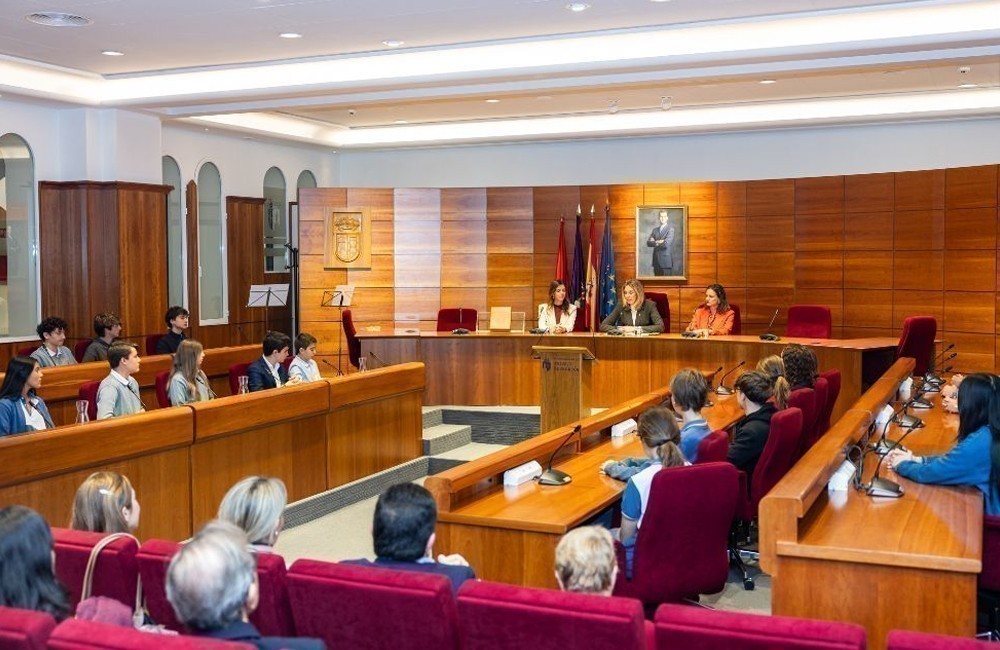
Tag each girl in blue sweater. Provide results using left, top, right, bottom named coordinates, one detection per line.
left=887, top=373, right=1000, bottom=515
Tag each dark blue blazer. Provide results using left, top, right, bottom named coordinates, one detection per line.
left=246, top=357, right=289, bottom=392
left=195, top=621, right=324, bottom=650
left=0, top=395, right=54, bottom=437
left=343, top=557, right=476, bottom=595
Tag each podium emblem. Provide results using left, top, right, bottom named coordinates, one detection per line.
left=334, top=214, right=362, bottom=263
left=542, top=358, right=552, bottom=372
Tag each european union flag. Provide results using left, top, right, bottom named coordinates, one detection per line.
left=598, top=205, right=617, bottom=321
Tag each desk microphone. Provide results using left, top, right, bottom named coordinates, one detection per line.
left=715, top=361, right=746, bottom=395
left=537, top=424, right=582, bottom=486
left=925, top=344, right=955, bottom=384
left=758, top=308, right=781, bottom=341
left=368, top=351, right=388, bottom=369
left=922, top=354, right=956, bottom=391
left=866, top=419, right=925, bottom=498
left=321, top=358, right=344, bottom=376
left=871, top=391, right=927, bottom=456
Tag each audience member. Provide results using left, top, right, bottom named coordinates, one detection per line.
left=168, top=340, right=214, bottom=405
left=670, top=368, right=711, bottom=462
left=554, top=526, right=618, bottom=596
left=756, top=355, right=791, bottom=409
left=30, top=316, right=77, bottom=368
left=71, top=471, right=140, bottom=534
left=156, top=306, right=190, bottom=355
left=288, top=333, right=322, bottom=383
left=96, top=343, right=145, bottom=419
left=167, top=520, right=324, bottom=649
left=0, top=505, right=70, bottom=620
left=344, top=483, right=475, bottom=594
left=218, top=476, right=286, bottom=552
left=82, top=313, right=122, bottom=363
left=782, top=344, right=818, bottom=390
left=246, top=332, right=297, bottom=392
left=0, top=356, right=54, bottom=436
left=726, top=371, right=777, bottom=484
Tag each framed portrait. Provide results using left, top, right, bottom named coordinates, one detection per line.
left=324, top=208, right=372, bottom=269
left=635, top=204, right=688, bottom=281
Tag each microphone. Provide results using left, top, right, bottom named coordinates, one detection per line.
left=923, top=354, right=957, bottom=390
left=871, top=390, right=927, bottom=455
left=368, top=351, right=388, bottom=369
left=866, top=420, right=925, bottom=498
left=758, top=308, right=781, bottom=341
left=715, top=361, right=746, bottom=395
left=321, top=358, right=344, bottom=376
left=537, top=425, right=583, bottom=486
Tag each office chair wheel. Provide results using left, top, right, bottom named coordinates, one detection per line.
left=743, top=577, right=755, bottom=591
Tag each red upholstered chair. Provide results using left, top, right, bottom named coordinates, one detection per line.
left=612, top=462, right=739, bottom=612
left=227, top=362, right=249, bottom=396
left=436, top=308, right=478, bottom=332
left=136, top=539, right=185, bottom=632
left=78, top=381, right=100, bottom=422
left=887, top=630, right=995, bottom=650
left=457, top=580, right=646, bottom=650
left=154, top=370, right=171, bottom=409
left=145, top=334, right=165, bottom=356
left=788, top=388, right=818, bottom=460
left=977, top=515, right=1000, bottom=639
left=897, top=316, right=937, bottom=376
left=342, top=309, right=362, bottom=369
left=694, top=429, right=729, bottom=464
left=286, top=559, right=459, bottom=650
left=807, top=376, right=829, bottom=445
left=786, top=305, right=833, bottom=339
left=52, top=528, right=139, bottom=611
left=73, top=340, right=91, bottom=363
left=47, top=619, right=254, bottom=649
left=729, top=304, right=742, bottom=335
left=645, top=292, right=671, bottom=332
left=655, top=603, right=866, bottom=649
left=0, top=605, right=56, bottom=650
left=17, top=345, right=35, bottom=357
left=816, top=369, right=841, bottom=435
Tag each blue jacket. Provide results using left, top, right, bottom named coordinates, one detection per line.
left=246, top=356, right=289, bottom=392
left=896, top=424, right=1000, bottom=516
left=0, top=395, right=54, bottom=437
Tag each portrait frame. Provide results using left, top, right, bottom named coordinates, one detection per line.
left=635, top=204, right=688, bottom=281
left=323, top=207, right=372, bottom=270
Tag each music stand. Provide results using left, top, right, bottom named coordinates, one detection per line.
left=247, top=283, right=289, bottom=336
left=321, top=285, right=355, bottom=376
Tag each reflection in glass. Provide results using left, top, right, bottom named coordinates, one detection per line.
left=197, top=162, right=225, bottom=322
left=263, top=167, right=287, bottom=274
left=162, top=156, right=184, bottom=306
left=0, top=134, right=39, bottom=338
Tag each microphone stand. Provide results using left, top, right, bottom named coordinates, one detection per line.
left=924, top=344, right=955, bottom=386
left=866, top=421, right=924, bottom=498
left=871, top=391, right=925, bottom=456
left=538, top=425, right=583, bottom=486
left=715, top=360, right=746, bottom=395
left=321, top=358, right=344, bottom=376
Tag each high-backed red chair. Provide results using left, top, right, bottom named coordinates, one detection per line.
left=154, top=370, right=171, bottom=408
left=145, top=334, right=165, bottom=357
left=807, top=376, right=829, bottom=446
left=342, top=309, right=362, bottom=369
left=897, top=316, right=937, bottom=376
left=978, top=515, right=1000, bottom=639
left=78, top=381, right=100, bottom=422
left=729, top=304, right=742, bottom=335
left=52, top=528, right=139, bottom=611
left=136, top=539, right=185, bottom=632
left=286, top=559, right=459, bottom=650
left=17, top=345, right=35, bottom=357
left=645, top=292, right=671, bottom=332
left=613, top=462, right=738, bottom=612
left=228, top=362, right=250, bottom=396
left=436, top=308, right=478, bottom=332
left=457, top=580, right=646, bottom=650
left=47, top=619, right=254, bottom=649
left=786, top=305, right=833, bottom=339
left=655, top=603, right=866, bottom=649
left=887, top=630, right=995, bottom=650
left=694, top=429, right=729, bottom=464
left=816, top=369, right=841, bottom=435
left=73, top=340, right=91, bottom=363
left=788, top=388, right=818, bottom=459
left=0, top=605, right=56, bottom=650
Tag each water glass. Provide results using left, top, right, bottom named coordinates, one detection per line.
left=75, top=400, right=89, bottom=424
left=238, top=375, right=250, bottom=395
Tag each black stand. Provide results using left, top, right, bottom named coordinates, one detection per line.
left=321, top=288, right=352, bottom=376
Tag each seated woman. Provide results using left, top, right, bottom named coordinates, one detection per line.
left=538, top=279, right=577, bottom=333
left=888, top=373, right=1000, bottom=515
left=217, top=476, right=286, bottom=552
left=0, top=356, right=54, bottom=436
left=726, top=371, right=778, bottom=485
left=554, top=526, right=618, bottom=596
left=781, top=344, right=818, bottom=390
left=685, top=283, right=735, bottom=337
left=599, top=279, right=664, bottom=334
left=168, top=340, right=213, bottom=406
left=71, top=471, right=140, bottom=534
left=0, top=505, right=70, bottom=620
left=289, top=333, right=322, bottom=383
left=756, top=355, right=791, bottom=410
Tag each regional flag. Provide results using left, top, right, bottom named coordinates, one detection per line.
left=598, top=205, right=617, bottom=321
left=555, top=217, right=569, bottom=284
left=569, top=207, right=585, bottom=304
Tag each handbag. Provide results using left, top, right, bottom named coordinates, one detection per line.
left=80, top=532, right=145, bottom=628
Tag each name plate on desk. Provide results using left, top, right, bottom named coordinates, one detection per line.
left=489, top=306, right=512, bottom=332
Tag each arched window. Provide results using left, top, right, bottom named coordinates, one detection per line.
left=162, top=156, right=184, bottom=306
left=197, top=162, right=226, bottom=323
left=0, top=134, right=39, bottom=339
left=263, top=167, right=287, bottom=273
left=296, top=170, right=317, bottom=191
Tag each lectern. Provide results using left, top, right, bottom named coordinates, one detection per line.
left=532, top=346, right=596, bottom=432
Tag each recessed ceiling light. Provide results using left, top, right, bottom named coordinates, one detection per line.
left=608, top=99, right=619, bottom=114
left=382, top=39, right=404, bottom=48
left=660, top=96, right=672, bottom=110
left=25, top=12, right=92, bottom=27
left=485, top=98, right=501, bottom=103
left=958, top=83, right=979, bottom=89
left=101, top=50, right=124, bottom=56
left=566, top=3, right=590, bottom=12
left=279, top=32, right=302, bottom=39
left=650, top=0, right=672, bottom=3
left=759, top=79, right=777, bottom=84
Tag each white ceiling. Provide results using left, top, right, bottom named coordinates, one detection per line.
left=1, top=0, right=999, bottom=148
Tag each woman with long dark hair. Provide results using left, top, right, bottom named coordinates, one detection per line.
left=0, top=506, right=70, bottom=620
left=888, top=373, right=1000, bottom=515
left=0, top=356, right=54, bottom=436
left=685, top=283, right=735, bottom=337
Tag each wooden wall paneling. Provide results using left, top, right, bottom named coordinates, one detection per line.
left=395, top=254, right=441, bottom=288
left=802, top=289, right=845, bottom=327
left=945, top=208, right=997, bottom=250
left=745, top=287, right=795, bottom=327
left=487, top=254, right=533, bottom=287
left=441, top=254, right=488, bottom=287
left=440, top=288, right=488, bottom=316
left=893, top=290, right=944, bottom=329
left=845, top=173, right=894, bottom=213
left=393, top=288, right=441, bottom=324
left=441, top=188, right=487, bottom=221
left=679, top=182, right=718, bottom=217
left=608, top=185, right=644, bottom=218
left=844, top=250, right=892, bottom=289
left=85, top=186, right=121, bottom=323
left=643, top=183, right=680, bottom=205
left=346, top=188, right=394, bottom=220
left=225, top=197, right=265, bottom=329
left=747, top=252, right=794, bottom=288
left=716, top=217, right=747, bottom=252
left=486, top=288, right=534, bottom=319
left=486, top=187, right=533, bottom=220
left=747, top=180, right=795, bottom=216
left=686, top=252, right=718, bottom=286
left=844, top=289, right=894, bottom=329
left=944, top=291, right=996, bottom=334
left=794, top=176, right=845, bottom=215
left=943, top=331, right=996, bottom=372
left=944, top=250, right=997, bottom=292
left=487, top=220, right=534, bottom=253
left=531, top=186, right=580, bottom=220
left=394, top=220, right=441, bottom=256
left=441, top=220, right=487, bottom=252
left=894, top=209, right=944, bottom=250
left=39, top=183, right=90, bottom=335
left=717, top=252, right=747, bottom=287
left=717, top=182, right=747, bottom=217
left=348, top=254, right=396, bottom=287
left=795, top=212, right=845, bottom=252
left=688, top=217, right=718, bottom=253
left=895, top=170, right=945, bottom=211
left=893, top=251, right=944, bottom=291
left=117, top=185, right=171, bottom=337
left=746, top=216, right=794, bottom=251
left=579, top=186, right=609, bottom=219
left=844, top=211, right=893, bottom=250
left=946, top=165, right=998, bottom=210
left=795, top=252, right=845, bottom=289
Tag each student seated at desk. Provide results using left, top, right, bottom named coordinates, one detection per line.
left=30, top=316, right=77, bottom=368
left=554, top=526, right=618, bottom=596
left=96, top=343, right=145, bottom=419
left=726, top=371, right=777, bottom=485
left=538, top=279, right=577, bottom=333
left=757, top=355, right=791, bottom=409
left=0, top=356, right=54, bottom=436
left=888, top=373, right=1000, bottom=516
left=82, top=312, right=122, bottom=363
left=71, top=471, right=140, bottom=534
left=685, top=284, right=735, bottom=337
left=599, top=279, right=664, bottom=334
left=155, top=306, right=189, bottom=355
left=168, top=340, right=214, bottom=406
left=288, top=333, right=322, bottom=383
left=246, top=332, right=299, bottom=392
left=781, top=344, right=818, bottom=390
left=671, top=368, right=712, bottom=462
left=343, top=483, right=476, bottom=595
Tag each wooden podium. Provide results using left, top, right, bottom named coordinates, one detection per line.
left=532, top=346, right=595, bottom=432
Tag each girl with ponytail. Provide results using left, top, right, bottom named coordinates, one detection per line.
left=757, top=355, right=791, bottom=410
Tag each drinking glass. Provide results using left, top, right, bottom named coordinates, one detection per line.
left=75, top=400, right=89, bottom=424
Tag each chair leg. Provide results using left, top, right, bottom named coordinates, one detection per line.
left=729, top=521, right=755, bottom=590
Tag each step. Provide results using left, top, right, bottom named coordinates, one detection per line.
left=441, top=409, right=541, bottom=446
left=422, top=408, right=444, bottom=429
left=423, top=423, right=472, bottom=456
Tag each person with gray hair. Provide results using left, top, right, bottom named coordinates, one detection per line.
left=166, top=520, right=323, bottom=649
left=554, top=526, right=618, bottom=596
left=217, top=476, right=286, bottom=552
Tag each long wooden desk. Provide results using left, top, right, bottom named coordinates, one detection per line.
left=761, top=359, right=981, bottom=649
left=427, top=388, right=743, bottom=588
left=360, top=331, right=897, bottom=422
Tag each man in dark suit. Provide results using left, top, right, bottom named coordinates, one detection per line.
left=246, top=331, right=294, bottom=392
left=343, top=483, right=476, bottom=595
left=646, top=209, right=676, bottom=276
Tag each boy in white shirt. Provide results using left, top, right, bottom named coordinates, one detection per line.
left=288, top=333, right=322, bottom=383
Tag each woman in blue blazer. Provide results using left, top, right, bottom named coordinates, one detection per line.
left=0, top=356, right=54, bottom=436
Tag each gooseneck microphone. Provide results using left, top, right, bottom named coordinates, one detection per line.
left=715, top=360, right=746, bottom=395
left=368, top=351, right=388, bottom=369
left=321, top=358, right=344, bottom=376
left=537, top=424, right=583, bottom=486
left=759, top=308, right=781, bottom=341
left=866, top=418, right=925, bottom=498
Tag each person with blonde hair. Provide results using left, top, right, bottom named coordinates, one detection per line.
left=70, top=471, right=140, bottom=534
left=554, top=526, right=618, bottom=596
left=599, top=279, right=664, bottom=334
left=757, top=355, right=791, bottom=410
left=168, top=340, right=213, bottom=406
left=217, top=476, right=287, bottom=552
